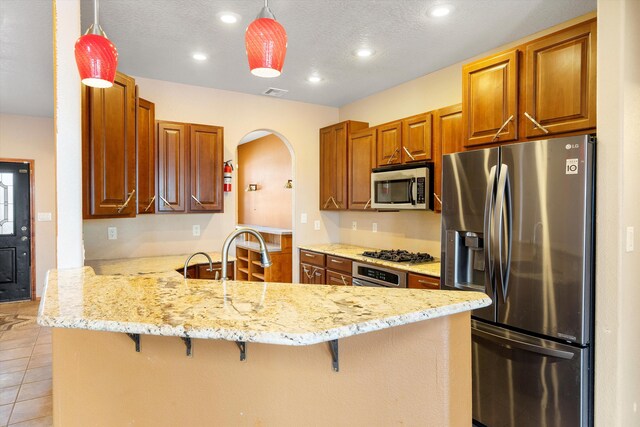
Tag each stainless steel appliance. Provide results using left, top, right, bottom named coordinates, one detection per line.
left=440, top=135, right=595, bottom=427
left=352, top=262, right=407, bottom=288
left=370, top=162, right=433, bottom=210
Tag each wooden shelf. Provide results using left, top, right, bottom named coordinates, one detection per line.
left=238, top=267, right=249, bottom=274
left=233, top=228, right=293, bottom=283
left=252, top=272, right=265, bottom=281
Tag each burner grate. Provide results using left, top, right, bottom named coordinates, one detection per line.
left=362, top=249, right=434, bottom=264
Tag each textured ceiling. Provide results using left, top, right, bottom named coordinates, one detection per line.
left=0, top=0, right=596, bottom=118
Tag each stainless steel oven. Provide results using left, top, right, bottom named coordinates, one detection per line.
left=352, top=262, right=407, bottom=288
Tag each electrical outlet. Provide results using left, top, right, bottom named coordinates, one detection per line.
left=107, top=227, right=117, bottom=240
left=372, top=223, right=378, bottom=233
left=193, top=225, right=201, bottom=236
left=352, top=221, right=357, bottom=231
left=314, top=220, right=321, bottom=231
left=626, top=226, right=634, bottom=252
left=37, top=212, right=52, bottom=222
left=301, top=213, right=308, bottom=224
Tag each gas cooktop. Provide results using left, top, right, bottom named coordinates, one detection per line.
left=361, top=249, right=435, bottom=264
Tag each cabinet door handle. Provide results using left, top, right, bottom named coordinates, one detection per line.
left=402, top=146, right=416, bottom=161
left=418, top=280, right=435, bottom=284
left=304, top=253, right=315, bottom=258
left=491, top=115, right=514, bottom=142
left=315, top=272, right=322, bottom=277
left=386, top=148, right=400, bottom=164
left=364, top=198, right=371, bottom=210
left=117, top=190, right=136, bottom=213
left=191, top=194, right=204, bottom=207
left=524, top=112, right=550, bottom=134
left=159, top=196, right=176, bottom=210
left=340, top=275, right=347, bottom=285
left=433, top=193, right=442, bottom=205
left=330, top=259, right=343, bottom=264
left=323, top=196, right=340, bottom=209
left=143, top=195, right=156, bottom=212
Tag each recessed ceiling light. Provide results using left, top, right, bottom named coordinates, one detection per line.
left=308, top=75, right=322, bottom=83
left=428, top=5, right=453, bottom=18
left=192, top=53, right=208, bottom=61
left=218, top=12, right=240, bottom=24
left=354, top=48, right=375, bottom=58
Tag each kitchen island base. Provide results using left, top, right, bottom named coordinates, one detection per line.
left=52, top=313, right=471, bottom=426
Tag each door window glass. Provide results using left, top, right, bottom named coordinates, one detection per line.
left=0, top=172, right=14, bottom=235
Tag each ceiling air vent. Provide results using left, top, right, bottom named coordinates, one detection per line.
left=262, top=87, right=288, bottom=97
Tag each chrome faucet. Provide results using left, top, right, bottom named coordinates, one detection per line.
left=221, top=227, right=272, bottom=280
left=183, top=252, right=213, bottom=279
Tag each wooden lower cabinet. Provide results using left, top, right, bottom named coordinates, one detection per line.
left=300, top=263, right=325, bottom=284
left=176, top=262, right=234, bottom=280
left=408, top=273, right=440, bottom=290
left=326, top=270, right=352, bottom=286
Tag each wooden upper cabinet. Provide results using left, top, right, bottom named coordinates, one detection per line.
left=402, top=113, right=432, bottom=163
left=157, top=121, right=186, bottom=213
left=188, top=124, right=224, bottom=212
left=462, top=49, right=519, bottom=147
left=136, top=97, right=156, bottom=214
left=319, top=120, right=368, bottom=210
left=523, top=20, right=596, bottom=138
left=376, top=121, right=402, bottom=166
left=433, top=104, right=463, bottom=213
left=82, top=71, right=136, bottom=218
left=348, top=128, right=376, bottom=210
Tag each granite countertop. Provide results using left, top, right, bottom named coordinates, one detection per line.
left=38, top=267, right=489, bottom=346
left=298, top=244, right=441, bottom=277
left=86, top=252, right=232, bottom=277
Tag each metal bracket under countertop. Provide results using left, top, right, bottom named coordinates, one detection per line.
left=127, top=333, right=141, bottom=352
left=329, top=340, right=339, bottom=372
left=182, top=337, right=192, bottom=357
left=236, top=341, right=247, bottom=361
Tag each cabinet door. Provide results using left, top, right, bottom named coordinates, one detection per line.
left=433, top=104, right=463, bottom=212
left=136, top=97, right=156, bottom=214
left=189, top=124, right=224, bottom=212
left=198, top=262, right=234, bottom=280
left=326, top=270, right=352, bottom=286
left=408, top=273, right=440, bottom=290
left=348, top=128, right=376, bottom=210
left=157, top=121, right=186, bottom=212
left=402, top=113, right=432, bottom=162
left=524, top=20, right=596, bottom=138
left=462, top=50, right=518, bottom=147
left=82, top=71, right=136, bottom=218
left=300, top=263, right=325, bottom=285
left=377, top=121, right=402, bottom=166
left=319, top=123, right=348, bottom=210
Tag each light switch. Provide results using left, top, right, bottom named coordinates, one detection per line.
left=372, top=223, right=378, bottom=233
left=37, top=212, right=52, bottom=222
left=301, top=213, right=308, bottom=224
left=626, top=226, right=634, bottom=252
left=107, top=227, right=117, bottom=240
left=314, top=220, right=321, bottom=231
left=193, top=225, right=201, bottom=236
left=352, top=221, right=357, bottom=231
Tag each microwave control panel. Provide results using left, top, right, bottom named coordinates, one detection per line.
left=416, top=177, right=425, bottom=204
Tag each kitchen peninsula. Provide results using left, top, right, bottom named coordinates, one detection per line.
left=39, top=260, right=489, bottom=426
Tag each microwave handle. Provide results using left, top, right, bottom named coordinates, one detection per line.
left=409, top=178, right=416, bottom=205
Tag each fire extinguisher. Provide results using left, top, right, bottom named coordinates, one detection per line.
left=223, top=160, right=233, bottom=192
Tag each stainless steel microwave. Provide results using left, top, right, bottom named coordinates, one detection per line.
left=370, top=162, right=433, bottom=210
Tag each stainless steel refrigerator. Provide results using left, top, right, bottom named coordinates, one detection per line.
left=440, top=135, right=595, bottom=427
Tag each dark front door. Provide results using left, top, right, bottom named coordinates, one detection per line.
left=0, top=162, right=31, bottom=302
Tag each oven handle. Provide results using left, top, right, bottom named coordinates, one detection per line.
left=352, top=278, right=385, bottom=288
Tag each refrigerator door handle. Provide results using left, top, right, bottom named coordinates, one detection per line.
left=483, top=165, right=497, bottom=295
left=494, top=164, right=512, bottom=301
left=472, top=327, right=575, bottom=360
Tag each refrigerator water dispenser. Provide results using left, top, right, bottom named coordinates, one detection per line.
left=444, top=230, right=485, bottom=291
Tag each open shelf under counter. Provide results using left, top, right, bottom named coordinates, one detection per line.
left=234, top=224, right=292, bottom=283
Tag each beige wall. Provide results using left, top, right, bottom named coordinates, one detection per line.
left=238, top=134, right=292, bottom=229
left=336, top=12, right=597, bottom=254
left=0, top=114, right=56, bottom=297
left=53, top=313, right=471, bottom=426
left=83, top=78, right=338, bottom=272
left=596, top=0, right=640, bottom=424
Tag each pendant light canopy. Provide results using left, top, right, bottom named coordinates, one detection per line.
left=245, top=0, right=287, bottom=78
left=74, top=0, right=118, bottom=88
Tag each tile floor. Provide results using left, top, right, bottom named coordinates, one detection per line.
left=0, top=300, right=52, bottom=427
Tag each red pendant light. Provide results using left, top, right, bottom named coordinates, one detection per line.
left=74, top=0, right=118, bottom=88
left=245, top=0, right=287, bottom=78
